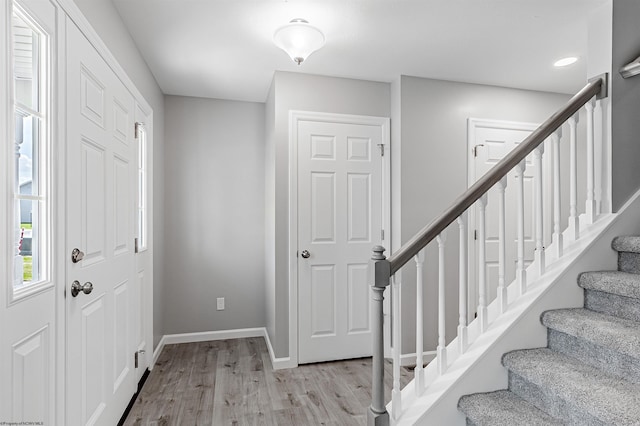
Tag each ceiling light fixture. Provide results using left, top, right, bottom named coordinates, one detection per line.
left=554, top=57, right=579, bottom=67
left=273, top=18, right=325, bottom=65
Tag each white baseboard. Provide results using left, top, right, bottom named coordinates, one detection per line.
left=151, top=327, right=263, bottom=369
left=162, top=327, right=265, bottom=345
left=150, top=327, right=297, bottom=370
left=262, top=328, right=297, bottom=370
left=151, top=328, right=434, bottom=371
left=400, top=351, right=437, bottom=367
left=151, top=335, right=167, bottom=369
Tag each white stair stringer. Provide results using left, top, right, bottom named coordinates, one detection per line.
left=392, top=188, right=640, bottom=425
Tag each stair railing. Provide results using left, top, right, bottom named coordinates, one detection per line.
left=368, top=74, right=609, bottom=425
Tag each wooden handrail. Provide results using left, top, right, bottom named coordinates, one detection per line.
left=388, top=78, right=603, bottom=274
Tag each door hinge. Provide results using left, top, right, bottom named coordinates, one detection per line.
left=134, top=238, right=139, bottom=253
left=473, top=144, right=484, bottom=157
left=135, top=122, right=144, bottom=139
left=135, top=349, right=146, bottom=368
left=377, top=143, right=385, bottom=157
left=474, top=229, right=477, bottom=240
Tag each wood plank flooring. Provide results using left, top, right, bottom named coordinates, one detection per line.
left=124, top=337, right=412, bottom=425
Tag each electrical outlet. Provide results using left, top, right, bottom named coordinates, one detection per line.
left=217, top=297, right=225, bottom=311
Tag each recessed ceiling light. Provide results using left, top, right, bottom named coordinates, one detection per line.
left=554, top=57, right=579, bottom=67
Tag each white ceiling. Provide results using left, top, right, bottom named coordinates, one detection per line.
left=112, top=0, right=608, bottom=103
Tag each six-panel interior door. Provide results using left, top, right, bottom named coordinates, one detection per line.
left=469, top=123, right=537, bottom=317
left=65, top=19, right=137, bottom=425
left=297, top=119, right=383, bottom=364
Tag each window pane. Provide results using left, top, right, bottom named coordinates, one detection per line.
left=12, top=6, right=48, bottom=294
left=15, top=199, right=41, bottom=286
left=138, top=209, right=145, bottom=248
left=16, top=112, right=39, bottom=195
left=137, top=125, right=147, bottom=250
left=12, top=12, right=39, bottom=110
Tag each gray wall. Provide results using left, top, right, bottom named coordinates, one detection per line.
left=267, top=71, right=391, bottom=357
left=611, top=0, right=640, bottom=210
left=396, top=76, right=571, bottom=352
left=164, top=96, right=266, bottom=334
left=71, top=0, right=166, bottom=349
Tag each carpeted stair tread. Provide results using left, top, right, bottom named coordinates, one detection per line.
left=541, top=308, right=640, bottom=358
left=612, top=236, right=640, bottom=254
left=502, top=348, right=640, bottom=425
left=579, top=271, right=640, bottom=299
left=458, top=390, right=563, bottom=426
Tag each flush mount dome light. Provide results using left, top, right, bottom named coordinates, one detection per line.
left=554, top=57, right=579, bottom=67
left=273, top=18, right=325, bottom=65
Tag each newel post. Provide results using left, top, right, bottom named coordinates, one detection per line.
left=368, top=245, right=391, bottom=426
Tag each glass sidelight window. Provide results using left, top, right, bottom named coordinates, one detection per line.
left=136, top=122, right=148, bottom=252
left=11, top=5, right=50, bottom=295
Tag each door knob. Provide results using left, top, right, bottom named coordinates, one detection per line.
left=301, top=250, right=311, bottom=259
left=71, top=248, right=85, bottom=263
left=71, top=280, right=93, bottom=297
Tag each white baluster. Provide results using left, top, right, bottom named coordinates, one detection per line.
left=515, top=160, right=527, bottom=295
left=595, top=100, right=603, bottom=215
left=552, top=129, right=563, bottom=259
left=391, top=274, right=402, bottom=419
left=534, top=145, right=545, bottom=276
left=497, top=177, right=507, bottom=314
left=457, top=214, right=468, bottom=353
left=568, top=114, right=580, bottom=240
left=414, top=249, right=425, bottom=395
left=477, top=195, right=488, bottom=333
left=585, top=99, right=597, bottom=224
left=437, top=232, right=447, bottom=375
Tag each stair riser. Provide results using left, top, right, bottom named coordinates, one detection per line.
left=585, top=290, right=640, bottom=322
left=508, top=372, right=605, bottom=426
left=618, top=252, right=640, bottom=274
left=547, top=329, right=640, bottom=385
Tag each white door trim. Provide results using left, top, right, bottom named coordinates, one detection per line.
left=288, top=111, right=391, bottom=368
left=466, top=118, right=539, bottom=321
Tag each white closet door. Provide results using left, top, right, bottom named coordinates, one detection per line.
left=297, top=119, right=384, bottom=364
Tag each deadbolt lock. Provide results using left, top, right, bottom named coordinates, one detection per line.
left=71, top=248, right=85, bottom=263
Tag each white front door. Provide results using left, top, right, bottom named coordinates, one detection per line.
left=66, top=19, right=137, bottom=425
left=297, top=116, right=386, bottom=364
left=0, top=1, right=57, bottom=423
left=468, top=120, right=538, bottom=315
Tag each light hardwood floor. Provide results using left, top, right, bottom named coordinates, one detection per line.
left=124, top=337, right=412, bottom=425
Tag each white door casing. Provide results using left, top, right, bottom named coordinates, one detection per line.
left=66, top=18, right=137, bottom=426
left=292, top=112, right=390, bottom=365
left=467, top=119, right=540, bottom=319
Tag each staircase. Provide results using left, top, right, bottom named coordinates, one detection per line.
left=458, top=236, right=640, bottom=425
